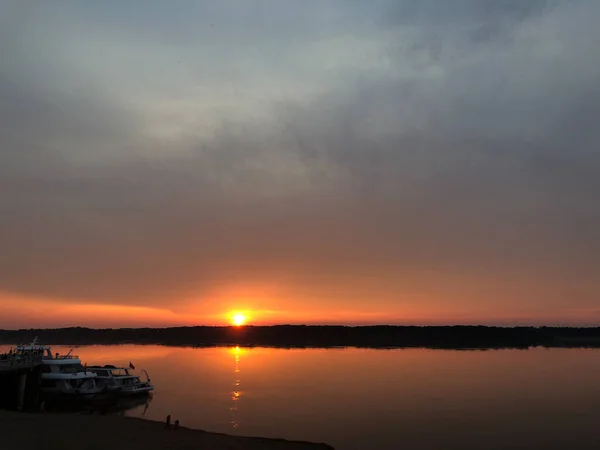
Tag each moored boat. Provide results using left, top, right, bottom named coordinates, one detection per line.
left=88, top=365, right=154, bottom=396
left=14, top=339, right=110, bottom=403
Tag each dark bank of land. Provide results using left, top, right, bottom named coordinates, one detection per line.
left=0, top=411, right=334, bottom=450
left=2, top=325, right=600, bottom=348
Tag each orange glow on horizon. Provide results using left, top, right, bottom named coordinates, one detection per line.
left=2, top=291, right=600, bottom=329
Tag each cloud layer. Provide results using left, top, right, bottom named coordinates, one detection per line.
left=1, top=0, right=599, bottom=326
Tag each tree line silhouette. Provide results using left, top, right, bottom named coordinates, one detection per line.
left=2, top=325, right=600, bottom=349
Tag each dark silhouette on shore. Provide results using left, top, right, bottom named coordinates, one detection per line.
left=2, top=325, right=600, bottom=349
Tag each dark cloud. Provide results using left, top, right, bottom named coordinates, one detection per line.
left=384, top=0, right=553, bottom=27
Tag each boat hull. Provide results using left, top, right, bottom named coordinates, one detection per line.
left=119, top=384, right=154, bottom=396
left=41, top=390, right=119, bottom=411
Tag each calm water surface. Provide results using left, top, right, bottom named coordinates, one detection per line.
left=4, top=345, right=600, bottom=449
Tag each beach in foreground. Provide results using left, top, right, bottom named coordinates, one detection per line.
left=0, top=411, right=334, bottom=450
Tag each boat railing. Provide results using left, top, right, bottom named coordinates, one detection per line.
left=0, top=353, right=43, bottom=371
left=141, top=369, right=151, bottom=383
left=54, top=354, right=79, bottom=360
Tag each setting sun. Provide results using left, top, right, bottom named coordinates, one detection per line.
left=231, top=313, right=247, bottom=326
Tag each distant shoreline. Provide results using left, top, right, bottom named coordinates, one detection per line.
left=2, top=325, right=600, bottom=349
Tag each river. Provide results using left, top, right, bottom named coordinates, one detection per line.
left=3, top=344, right=600, bottom=449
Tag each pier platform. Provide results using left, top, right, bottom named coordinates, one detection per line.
left=0, top=354, right=42, bottom=372
left=0, top=353, right=43, bottom=410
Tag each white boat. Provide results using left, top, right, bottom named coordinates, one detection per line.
left=14, top=339, right=106, bottom=401
left=88, top=365, right=154, bottom=396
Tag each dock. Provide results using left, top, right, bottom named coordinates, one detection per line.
left=0, top=352, right=43, bottom=411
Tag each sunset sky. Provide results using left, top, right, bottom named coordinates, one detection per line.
left=1, top=1, right=599, bottom=329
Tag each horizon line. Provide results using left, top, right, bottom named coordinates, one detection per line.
left=2, top=323, right=600, bottom=331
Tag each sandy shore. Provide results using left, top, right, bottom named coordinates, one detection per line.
left=0, top=411, right=334, bottom=450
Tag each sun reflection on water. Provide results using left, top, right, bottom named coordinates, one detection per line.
left=229, top=346, right=244, bottom=428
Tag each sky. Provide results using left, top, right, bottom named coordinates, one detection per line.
left=1, top=0, right=599, bottom=328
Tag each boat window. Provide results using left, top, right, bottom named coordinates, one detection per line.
left=69, top=378, right=95, bottom=389
left=70, top=379, right=84, bottom=388
left=59, top=364, right=85, bottom=373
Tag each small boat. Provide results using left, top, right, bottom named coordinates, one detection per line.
left=14, top=339, right=109, bottom=402
left=88, top=365, right=154, bottom=396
